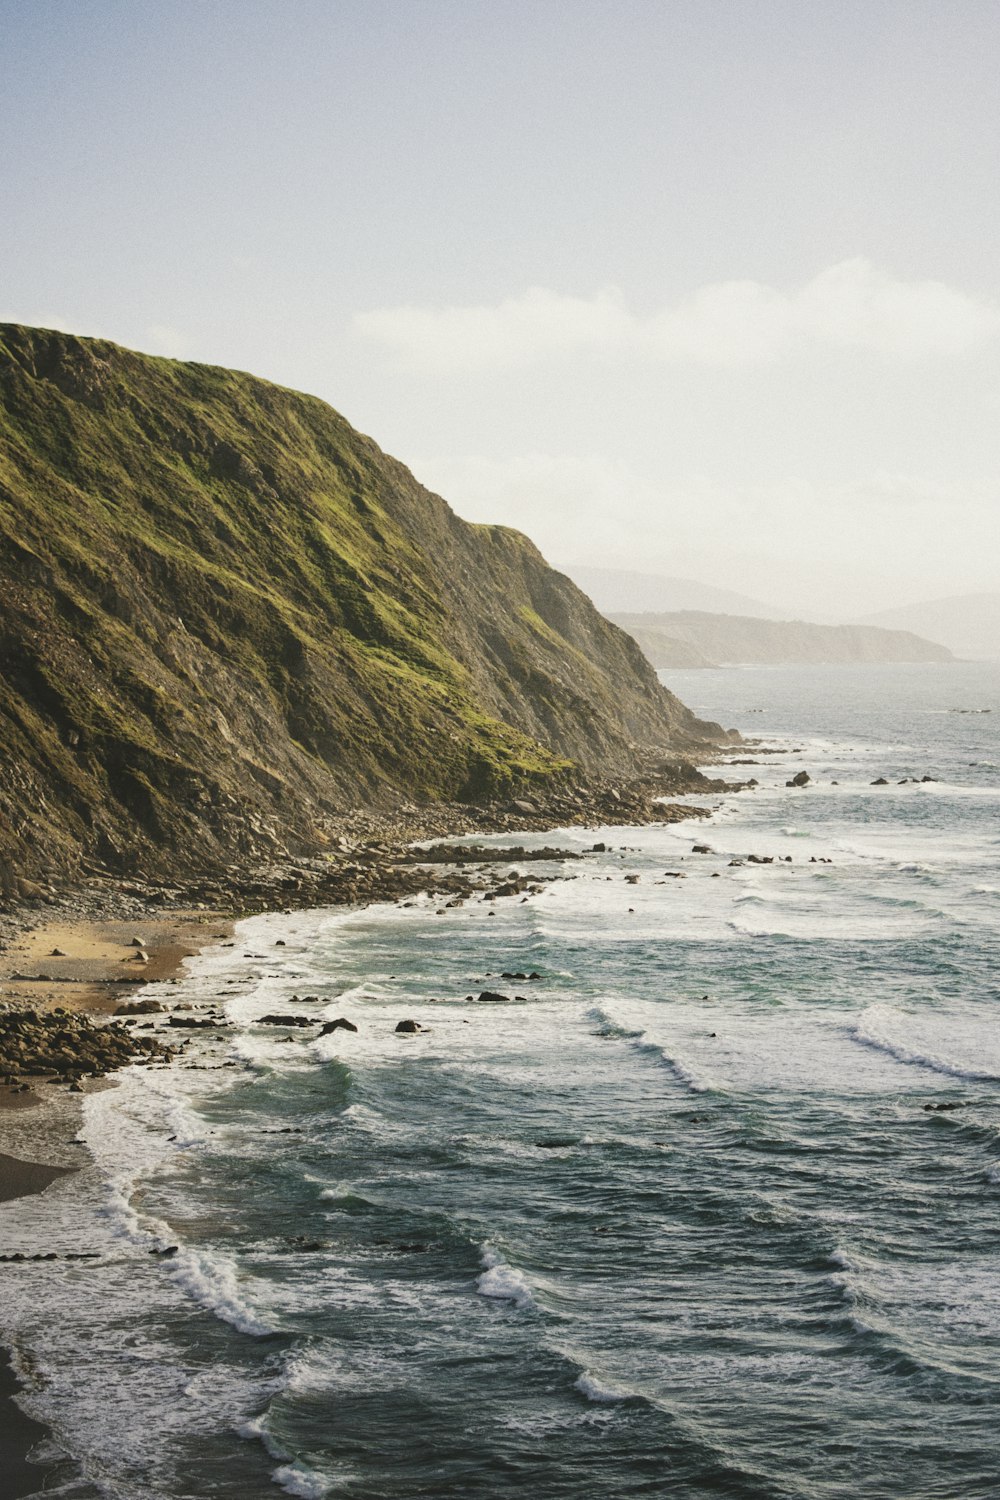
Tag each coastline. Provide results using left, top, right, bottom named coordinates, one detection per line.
left=0, top=767, right=743, bottom=1495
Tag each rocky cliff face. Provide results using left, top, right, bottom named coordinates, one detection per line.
left=0, top=325, right=726, bottom=889
left=611, top=611, right=954, bottom=667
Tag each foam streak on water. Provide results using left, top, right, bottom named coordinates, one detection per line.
left=2, top=661, right=999, bottom=1499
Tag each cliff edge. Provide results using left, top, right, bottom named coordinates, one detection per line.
left=0, top=325, right=726, bottom=890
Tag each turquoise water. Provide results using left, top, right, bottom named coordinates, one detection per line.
left=2, top=662, right=999, bottom=1499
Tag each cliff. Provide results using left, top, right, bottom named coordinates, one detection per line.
left=0, top=325, right=726, bottom=890
left=611, top=611, right=954, bottom=668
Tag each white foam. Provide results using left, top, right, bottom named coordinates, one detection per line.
left=170, top=1247, right=276, bottom=1336
left=574, top=1370, right=631, bottom=1403
left=652, top=1046, right=715, bottom=1094
left=852, top=1007, right=1000, bottom=1084
left=477, top=1245, right=536, bottom=1309
left=273, top=1463, right=331, bottom=1498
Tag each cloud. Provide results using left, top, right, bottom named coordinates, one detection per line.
left=355, top=286, right=634, bottom=373
left=355, top=260, right=1000, bottom=371
left=412, top=449, right=998, bottom=615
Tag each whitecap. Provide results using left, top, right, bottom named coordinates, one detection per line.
left=851, top=1008, right=1000, bottom=1084
left=574, top=1370, right=632, bottom=1403
left=273, top=1462, right=332, bottom=1498
left=476, top=1245, right=535, bottom=1309
left=170, top=1247, right=276, bottom=1336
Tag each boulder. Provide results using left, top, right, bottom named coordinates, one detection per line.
left=395, top=1019, right=422, bottom=1033
left=477, top=990, right=512, bottom=1004
left=319, top=1017, right=358, bottom=1035
left=786, top=771, right=810, bottom=787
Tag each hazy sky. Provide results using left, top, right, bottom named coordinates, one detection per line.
left=3, top=0, right=999, bottom=616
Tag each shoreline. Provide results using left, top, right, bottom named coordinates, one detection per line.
left=0, top=769, right=746, bottom=1494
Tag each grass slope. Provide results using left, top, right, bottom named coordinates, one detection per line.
left=0, top=324, right=723, bottom=887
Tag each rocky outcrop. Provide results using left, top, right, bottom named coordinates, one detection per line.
left=0, top=325, right=729, bottom=893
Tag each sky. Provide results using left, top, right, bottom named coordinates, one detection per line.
left=2, top=0, right=999, bottom=617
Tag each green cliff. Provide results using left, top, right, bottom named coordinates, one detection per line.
left=0, top=325, right=725, bottom=889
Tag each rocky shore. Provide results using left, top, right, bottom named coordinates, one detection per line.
left=0, top=763, right=740, bottom=1116
left=0, top=761, right=746, bottom=1495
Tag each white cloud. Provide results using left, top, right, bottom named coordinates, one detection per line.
left=355, top=259, right=1000, bottom=371
left=412, top=449, right=998, bottom=616
left=355, top=286, right=633, bottom=373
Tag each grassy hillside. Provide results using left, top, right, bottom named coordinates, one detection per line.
left=0, top=325, right=724, bottom=888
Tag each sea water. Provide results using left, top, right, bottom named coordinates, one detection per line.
left=2, top=661, right=999, bottom=1500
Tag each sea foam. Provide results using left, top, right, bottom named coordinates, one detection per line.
left=477, top=1245, right=536, bottom=1309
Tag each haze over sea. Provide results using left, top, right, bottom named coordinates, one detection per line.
left=2, top=661, right=998, bottom=1500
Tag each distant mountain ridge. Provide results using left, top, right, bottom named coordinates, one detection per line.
left=565, top=566, right=787, bottom=620
left=856, top=593, right=1000, bottom=661
left=0, top=324, right=727, bottom=889
left=610, top=611, right=954, bottom=668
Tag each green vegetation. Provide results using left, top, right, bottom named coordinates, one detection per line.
left=0, top=324, right=720, bottom=886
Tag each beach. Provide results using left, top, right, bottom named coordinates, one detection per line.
left=1, top=662, right=998, bottom=1498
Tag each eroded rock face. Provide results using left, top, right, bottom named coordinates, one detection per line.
left=0, top=323, right=728, bottom=894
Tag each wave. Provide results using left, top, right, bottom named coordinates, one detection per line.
left=574, top=1369, right=633, bottom=1404
left=851, top=1009, right=1000, bottom=1083
left=586, top=1004, right=643, bottom=1039
left=477, top=1244, right=536, bottom=1309
left=638, top=1040, right=716, bottom=1094
left=238, top=1414, right=333, bottom=1499
left=589, top=1005, right=719, bottom=1092
left=273, top=1464, right=332, bottom=1498
left=171, top=1247, right=276, bottom=1336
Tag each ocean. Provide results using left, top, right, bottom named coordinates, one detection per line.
left=2, top=661, right=999, bottom=1500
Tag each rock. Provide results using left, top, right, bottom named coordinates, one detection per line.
left=921, top=775, right=937, bottom=782
left=786, top=771, right=810, bottom=787
left=129, top=937, right=147, bottom=948
left=319, top=1017, right=358, bottom=1035
left=50, top=948, right=67, bottom=957
left=692, top=844, right=711, bottom=854
left=511, top=799, right=537, bottom=815
left=477, top=991, right=513, bottom=1003
left=256, top=1014, right=313, bottom=1027
left=624, top=873, right=640, bottom=884
left=592, top=842, right=606, bottom=852
left=395, top=1019, right=422, bottom=1033
left=114, top=999, right=163, bottom=1015
left=871, top=777, right=889, bottom=785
